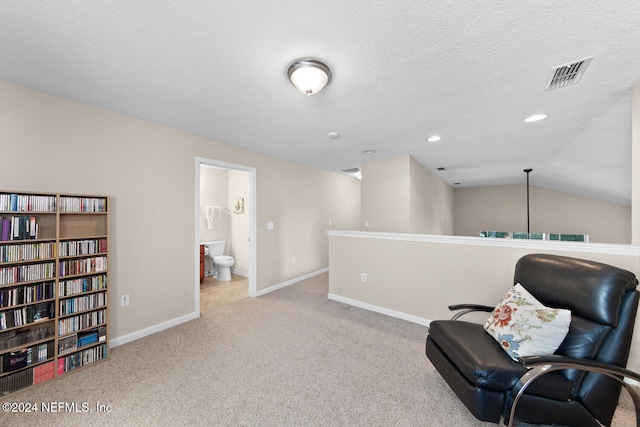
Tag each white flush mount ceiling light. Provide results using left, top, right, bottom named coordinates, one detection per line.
left=524, top=114, right=548, bottom=123
left=427, top=135, right=441, bottom=142
left=287, top=58, right=331, bottom=96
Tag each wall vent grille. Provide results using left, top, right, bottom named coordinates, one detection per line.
left=341, top=167, right=361, bottom=174
left=545, top=56, right=593, bottom=90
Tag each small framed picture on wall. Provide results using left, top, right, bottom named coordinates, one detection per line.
left=233, top=197, right=244, bottom=214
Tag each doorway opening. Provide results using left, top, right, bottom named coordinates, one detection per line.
left=194, top=157, right=257, bottom=315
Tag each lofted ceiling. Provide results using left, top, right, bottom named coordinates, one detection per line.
left=0, top=1, right=639, bottom=205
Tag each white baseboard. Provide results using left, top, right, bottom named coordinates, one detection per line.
left=256, top=268, right=329, bottom=297
left=327, top=293, right=432, bottom=327
left=625, top=377, right=640, bottom=387
left=109, top=311, right=200, bottom=349
left=326, top=294, right=640, bottom=389
left=110, top=268, right=328, bottom=347
left=231, top=268, right=248, bottom=277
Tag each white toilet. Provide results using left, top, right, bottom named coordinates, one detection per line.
left=204, top=241, right=235, bottom=281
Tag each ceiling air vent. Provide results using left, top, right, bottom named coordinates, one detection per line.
left=341, top=167, right=360, bottom=174
left=545, top=56, right=593, bottom=90
left=341, top=167, right=362, bottom=179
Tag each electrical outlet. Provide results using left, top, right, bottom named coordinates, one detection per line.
left=292, top=256, right=297, bottom=264
left=361, top=273, right=367, bottom=282
left=364, top=220, right=369, bottom=227
left=121, top=294, right=129, bottom=307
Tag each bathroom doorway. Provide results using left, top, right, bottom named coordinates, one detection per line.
left=194, top=157, right=257, bottom=315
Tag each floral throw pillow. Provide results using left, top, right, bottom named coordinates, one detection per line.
left=483, top=283, right=571, bottom=361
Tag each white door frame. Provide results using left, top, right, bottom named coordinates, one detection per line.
left=194, top=157, right=257, bottom=315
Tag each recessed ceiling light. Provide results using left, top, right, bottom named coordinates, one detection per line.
left=327, top=131, right=340, bottom=139
left=363, top=149, right=376, bottom=154
left=524, top=114, right=548, bottom=123
left=427, top=135, right=441, bottom=142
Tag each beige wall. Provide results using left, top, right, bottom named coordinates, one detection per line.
left=409, top=156, right=454, bottom=234
left=199, top=166, right=230, bottom=243
left=454, top=184, right=631, bottom=244
left=0, top=80, right=361, bottom=342
left=361, top=155, right=454, bottom=234
left=328, top=231, right=640, bottom=372
left=229, top=170, right=250, bottom=274
left=361, top=156, right=410, bottom=231
left=633, top=81, right=640, bottom=244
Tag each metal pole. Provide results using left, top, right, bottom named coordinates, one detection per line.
left=524, top=169, right=532, bottom=237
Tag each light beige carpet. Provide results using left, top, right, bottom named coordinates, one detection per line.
left=1, top=272, right=637, bottom=426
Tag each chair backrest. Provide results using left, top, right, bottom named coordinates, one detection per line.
left=513, top=253, right=639, bottom=423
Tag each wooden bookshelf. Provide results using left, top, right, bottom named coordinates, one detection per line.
left=0, top=191, right=109, bottom=395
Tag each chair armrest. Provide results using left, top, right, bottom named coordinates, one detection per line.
left=448, top=304, right=494, bottom=321
left=506, top=354, right=640, bottom=427
left=519, top=355, right=640, bottom=382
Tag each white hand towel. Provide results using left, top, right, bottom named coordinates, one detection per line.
left=206, top=206, right=222, bottom=230
left=213, top=206, right=222, bottom=229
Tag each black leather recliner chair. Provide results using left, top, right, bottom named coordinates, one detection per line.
left=426, top=254, right=640, bottom=426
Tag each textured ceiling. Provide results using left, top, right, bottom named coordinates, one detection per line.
left=0, top=1, right=638, bottom=205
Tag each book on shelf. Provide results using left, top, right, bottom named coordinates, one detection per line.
left=29, top=216, right=36, bottom=239
left=0, top=217, right=9, bottom=242
left=58, top=334, right=77, bottom=355
left=3, top=347, right=30, bottom=372
left=0, top=302, right=54, bottom=330
left=0, top=340, right=55, bottom=374
left=0, top=325, right=54, bottom=351
left=78, top=331, right=97, bottom=347
left=32, top=301, right=52, bottom=322
left=0, top=365, right=34, bottom=395
left=9, top=194, right=17, bottom=212
left=33, top=361, right=54, bottom=384
left=1, top=215, right=39, bottom=241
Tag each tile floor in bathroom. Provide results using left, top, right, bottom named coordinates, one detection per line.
left=200, top=272, right=248, bottom=313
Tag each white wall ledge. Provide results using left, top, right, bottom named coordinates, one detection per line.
left=327, top=230, right=640, bottom=257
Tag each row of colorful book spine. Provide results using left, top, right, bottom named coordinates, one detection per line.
left=58, top=334, right=78, bottom=355
left=0, top=361, right=55, bottom=395
left=59, top=291, right=107, bottom=316
left=0, top=302, right=54, bottom=330
left=59, top=197, right=107, bottom=213
left=0, top=194, right=56, bottom=213
left=0, top=241, right=55, bottom=263
left=58, top=343, right=107, bottom=374
left=58, top=256, right=107, bottom=277
left=58, top=308, right=106, bottom=336
left=58, top=274, right=107, bottom=297
left=0, top=325, right=54, bottom=351
left=58, top=239, right=107, bottom=257
left=0, top=262, right=55, bottom=286
left=0, top=341, right=54, bottom=374
left=0, top=281, right=55, bottom=308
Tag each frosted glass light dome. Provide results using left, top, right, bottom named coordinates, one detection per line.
left=287, top=59, right=331, bottom=96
